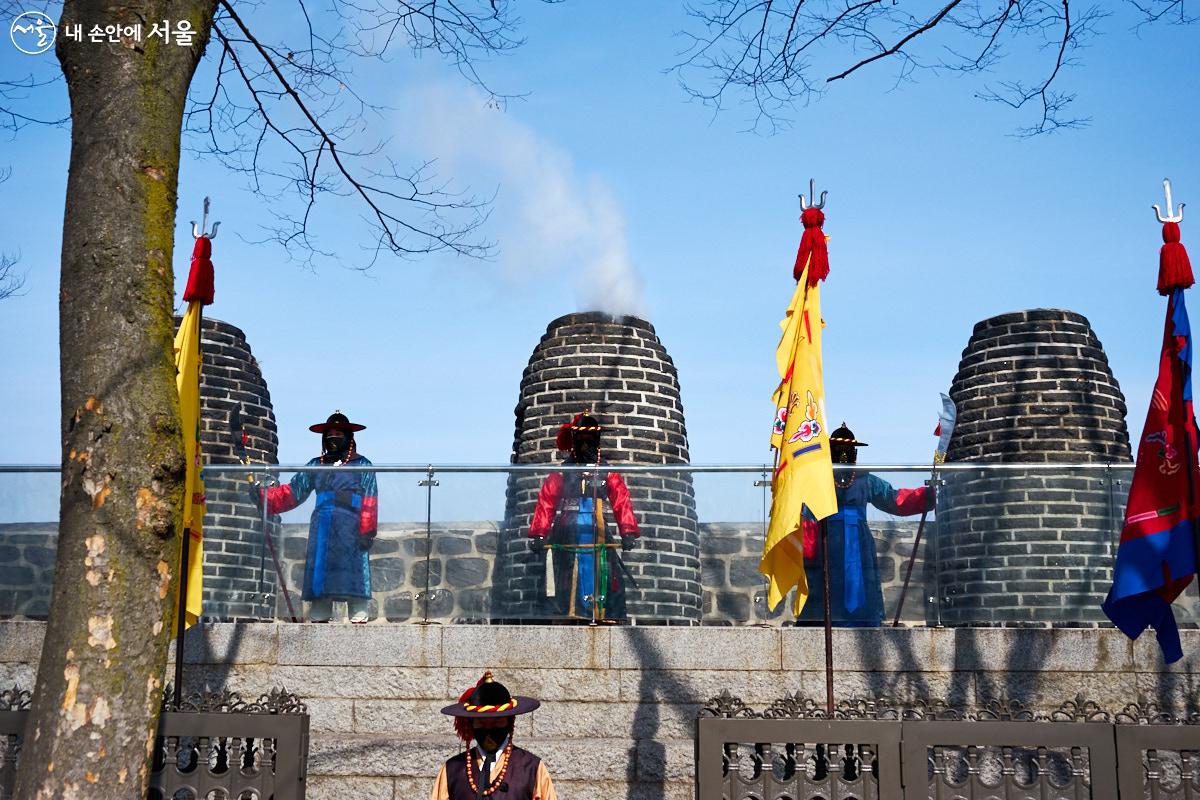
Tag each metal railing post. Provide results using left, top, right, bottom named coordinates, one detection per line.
left=419, top=465, right=439, bottom=624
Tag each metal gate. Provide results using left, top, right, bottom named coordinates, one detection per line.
left=697, top=692, right=1200, bottom=800
left=0, top=686, right=310, bottom=800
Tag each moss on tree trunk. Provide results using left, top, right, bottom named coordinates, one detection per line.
left=15, top=2, right=216, bottom=797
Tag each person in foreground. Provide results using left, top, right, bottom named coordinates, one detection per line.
left=431, top=671, right=557, bottom=800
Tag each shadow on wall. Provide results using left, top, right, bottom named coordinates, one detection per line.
left=625, top=626, right=676, bottom=800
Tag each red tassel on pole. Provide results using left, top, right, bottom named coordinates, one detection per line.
left=183, top=236, right=215, bottom=306
left=1159, top=221, right=1194, bottom=296
left=793, top=207, right=829, bottom=286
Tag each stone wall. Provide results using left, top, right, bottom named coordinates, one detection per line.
left=939, top=309, right=1133, bottom=625
left=699, top=520, right=934, bottom=625
left=2, top=621, right=1198, bottom=800
left=10, top=515, right=1198, bottom=626
left=268, top=519, right=937, bottom=625
left=0, top=524, right=56, bottom=619
left=275, top=522, right=501, bottom=623
left=498, top=313, right=702, bottom=623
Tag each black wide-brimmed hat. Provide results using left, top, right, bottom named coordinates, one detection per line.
left=441, top=672, right=540, bottom=719
left=309, top=410, right=366, bottom=434
left=829, top=423, right=868, bottom=447
left=555, top=411, right=601, bottom=452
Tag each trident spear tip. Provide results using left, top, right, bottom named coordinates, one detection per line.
left=1154, top=178, right=1185, bottom=224
left=191, top=196, right=221, bottom=239
left=799, top=178, right=828, bottom=211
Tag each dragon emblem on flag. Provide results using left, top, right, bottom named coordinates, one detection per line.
left=1145, top=431, right=1181, bottom=475
left=787, top=391, right=822, bottom=444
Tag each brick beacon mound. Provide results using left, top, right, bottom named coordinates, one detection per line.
left=186, top=316, right=281, bottom=621
left=495, top=311, right=702, bottom=623
left=937, top=309, right=1135, bottom=625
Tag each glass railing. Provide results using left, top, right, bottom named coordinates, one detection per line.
left=3, top=461, right=1190, bottom=629
left=0, top=466, right=59, bottom=620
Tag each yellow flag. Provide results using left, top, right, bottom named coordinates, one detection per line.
left=174, top=301, right=205, bottom=627
left=761, top=262, right=836, bottom=614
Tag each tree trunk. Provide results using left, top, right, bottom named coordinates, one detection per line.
left=15, top=2, right=216, bottom=797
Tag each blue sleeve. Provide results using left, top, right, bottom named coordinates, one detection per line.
left=288, top=458, right=320, bottom=504
left=866, top=473, right=902, bottom=515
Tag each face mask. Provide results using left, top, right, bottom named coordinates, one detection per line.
left=323, top=431, right=349, bottom=457
left=473, top=723, right=512, bottom=753
left=574, top=437, right=599, bottom=464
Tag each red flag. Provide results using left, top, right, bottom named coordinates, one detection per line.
left=1103, top=218, right=1199, bottom=663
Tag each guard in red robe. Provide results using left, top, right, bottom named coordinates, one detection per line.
left=527, top=413, right=640, bottom=621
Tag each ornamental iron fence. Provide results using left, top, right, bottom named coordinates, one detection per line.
left=696, top=692, right=1200, bottom=800
left=0, top=686, right=309, bottom=800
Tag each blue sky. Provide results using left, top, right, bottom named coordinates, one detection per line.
left=1, top=1, right=1197, bottom=485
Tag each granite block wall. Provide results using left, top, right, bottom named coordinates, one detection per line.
left=3, top=621, right=1198, bottom=800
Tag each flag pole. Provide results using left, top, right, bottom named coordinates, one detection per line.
left=172, top=530, right=192, bottom=709
left=764, top=179, right=837, bottom=708
left=172, top=306, right=201, bottom=711
left=1156, top=181, right=1200, bottom=603
left=592, top=455, right=602, bottom=626
left=1183, top=426, right=1200, bottom=603
left=172, top=199, right=219, bottom=708
left=1155, top=180, right=1200, bottom=602
left=820, top=517, right=834, bottom=715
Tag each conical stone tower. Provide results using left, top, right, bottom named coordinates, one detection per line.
left=189, top=317, right=281, bottom=621
left=937, top=309, right=1132, bottom=625
left=496, top=312, right=701, bottom=623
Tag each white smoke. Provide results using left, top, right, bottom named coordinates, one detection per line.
left=396, top=85, right=647, bottom=318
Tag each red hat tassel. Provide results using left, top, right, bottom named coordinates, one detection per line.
left=453, top=683, right=478, bottom=744
left=452, top=672, right=492, bottom=744
left=793, top=207, right=829, bottom=286
left=1158, top=221, right=1194, bottom=296
left=555, top=412, right=586, bottom=452
left=183, top=236, right=215, bottom=306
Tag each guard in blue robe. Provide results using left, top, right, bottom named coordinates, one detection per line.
left=259, top=411, right=378, bottom=622
left=798, top=424, right=932, bottom=626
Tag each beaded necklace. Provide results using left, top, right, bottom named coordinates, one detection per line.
left=321, top=440, right=357, bottom=466
left=465, top=738, right=513, bottom=797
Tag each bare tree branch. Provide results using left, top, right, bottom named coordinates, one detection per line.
left=972, top=2, right=1105, bottom=136
left=173, top=0, right=544, bottom=268
left=0, top=74, right=70, bottom=132
left=0, top=253, right=23, bottom=300
left=0, top=167, right=26, bottom=300
left=672, top=0, right=1182, bottom=135
left=1129, top=0, right=1195, bottom=24
left=827, top=1, right=965, bottom=83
